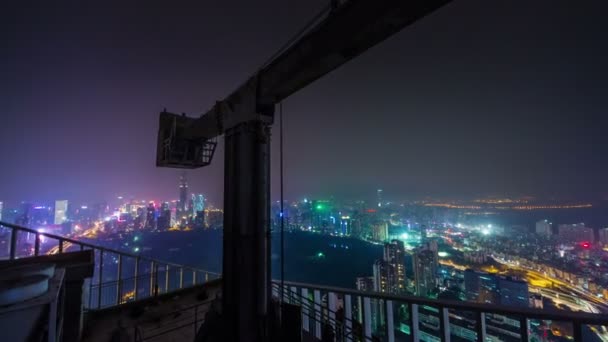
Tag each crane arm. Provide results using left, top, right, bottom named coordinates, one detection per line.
left=185, top=0, right=452, bottom=139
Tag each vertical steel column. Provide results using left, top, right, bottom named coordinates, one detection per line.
left=344, top=294, right=352, bottom=342
left=150, top=261, right=157, bottom=296
left=9, top=228, right=17, bottom=260
left=223, top=119, right=272, bottom=342
left=193, top=270, right=197, bottom=285
left=58, top=239, right=63, bottom=253
left=410, top=304, right=420, bottom=342
left=116, top=254, right=123, bottom=305
left=386, top=300, right=395, bottom=342
left=97, top=250, right=104, bottom=309
left=179, top=267, right=184, bottom=289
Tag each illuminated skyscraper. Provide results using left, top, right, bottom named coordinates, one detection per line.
left=178, top=172, right=188, bottom=216
left=158, top=202, right=171, bottom=231
left=371, top=221, right=388, bottom=242
left=145, top=203, right=156, bottom=230
left=54, top=200, right=68, bottom=225
left=384, top=240, right=406, bottom=293
left=413, top=241, right=438, bottom=297
left=372, top=260, right=388, bottom=293
left=535, top=220, right=552, bottom=237
left=558, top=223, right=594, bottom=243
left=192, top=194, right=205, bottom=215
left=377, top=189, right=383, bottom=208
left=0, top=201, right=3, bottom=221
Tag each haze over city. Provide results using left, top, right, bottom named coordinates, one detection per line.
left=2, top=0, right=608, bottom=205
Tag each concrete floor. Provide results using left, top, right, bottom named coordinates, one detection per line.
left=82, top=280, right=220, bottom=342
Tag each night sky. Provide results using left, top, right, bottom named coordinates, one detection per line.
left=1, top=0, right=607, bottom=206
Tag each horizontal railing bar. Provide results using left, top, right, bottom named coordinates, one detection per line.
left=0, top=221, right=217, bottom=274
left=275, top=280, right=608, bottom=326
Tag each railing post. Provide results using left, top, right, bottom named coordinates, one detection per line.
left=116, top=254, right=122, bottom=305
left=344, top=294, right=352, bottom=342
left=150, top=261, right=156, bottom=296
left=134, top=257, right=140, bottom=300
left=314, top=289, right=322, bottom=339
left=302, top=288, right=310, bottom=332
left=519, top=316, right=529, bottom=342
left=34, top=233, right=40, bottom=256
left=194, top=305, right=199, bottom=337
left=572, top=321, right=582, bottom=342
left=386, top=300, right=395, bottom=342
left=193, top=270, right=197, bottom=285
left=290, top=286, right=297, bottom=305
left=9, top=228, right=17, bottom=260
left=439, top=307, right=450, bottom=342
left=205, top=272, right=209, bottom=283
left=165, top=265, right=170, bottom=292
left=58, top=238, right=63, bottom=254
left=410, top=304, right=420, bottom=342
left=97, top=250, right=104, bottom=309
left=363, top=296, right=372, bottom=340
left=475, top=312, right=486, bottom=342
left=328, top=292, right=337, bottom=336
left=179, top=267, right=184, bottom=289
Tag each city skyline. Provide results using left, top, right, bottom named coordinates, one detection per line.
left=2, top=0, right=608, bottom=204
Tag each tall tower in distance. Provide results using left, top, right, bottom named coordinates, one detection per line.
left=178, top=172, right=188, bottom=216
left=377, top=189, right=383, bottom=208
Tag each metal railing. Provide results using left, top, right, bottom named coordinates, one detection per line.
left=0, top=221, right=219, bottom=310
left=273, top=281, right=608, bottom=342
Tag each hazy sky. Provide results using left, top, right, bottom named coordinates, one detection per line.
left=1, top=0, right=607, bottom=206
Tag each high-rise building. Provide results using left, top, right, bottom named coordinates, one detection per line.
left=464, top=269, right=499, bottom=304
left=384, top=240, right=406, bottom=294
left=54, top=200, right=68, bottom=225
left=0, top=201, right=3, bottom=221
left=535, top=220, right=552, bottom=237
left=499, top=277, right=529, bottom=307
left=558, top=223, right=594, bottom=243
left=145, top=203, right=156, bottom=230
left=464, top=270, right=529, bottom=307
left=371, top=221, right=388, bottom=242
left=377, top=189, right=383, bottom=208
left=413, top=249, right=437, bottom=297
left=414, top=241, right=438, bottom=297
left=339, top=216, right=350, bottom=236
left=192, top=194, right=205, bottom=216
left=157, top=202, right=171, bottom=231
left=599, top=228, right=608, bottom=246
left=191, top=194, right=205, bottom=228
left=178, top=172, right=188, bottom=216
left=356, top=277, right=374, bottom=291
left=372, top=260, right=388, bottom=293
